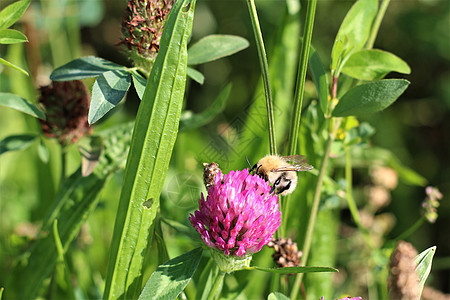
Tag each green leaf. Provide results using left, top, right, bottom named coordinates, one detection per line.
left=0, top=92, right=45, bottom=119
left=138, top=248, right=203, bottom=300
left=0, top=0, right=30, bottom=30
left=268, top=292, right=290, bottom=300
left=0, top=57, right=28, bottom=75
left=50, top=56, right=127, bottom=81
left=187, top=34, right=249, bottom=65
left=309, top=45, right=329, bottom=116
left=37, top=139, right=49, bottom=163
left=415, top=246, right=436, bottom=297
left=331, top=0, right=378, bottom=71
left=250, top=266, right=338, bottom=274
left=131, top=70, right=147, bottom=100
left=0, top=134, right=36, bottom=155
left=79, top=135, right=103, bottom=177
left=332, top=79, right=410, bottom=117
left=179, top=83, right=231, bottom=132
left=187, top=66, right=204, bottom=84
left=0, top=29, right=27, bottom=44
left=88, top=70, right=131, bottom=124
left=342, top=49, right=411, bottom=80
left=103, top=1, right=196, bottom=299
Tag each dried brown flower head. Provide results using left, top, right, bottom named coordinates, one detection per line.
left=203, top=162, right=222, bottom=190
left=268, top=238, right=302, bottom=268
left=388, top=241, right=420, bottom=300
left=38, top=80, right=91, bottom=145
left=119, top=0, right=175, bottom=73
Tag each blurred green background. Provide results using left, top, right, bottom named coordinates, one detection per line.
left=1, top=0, right=449, bottom=297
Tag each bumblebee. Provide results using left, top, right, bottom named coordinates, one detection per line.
left=250, top=155, right=313, bottom=195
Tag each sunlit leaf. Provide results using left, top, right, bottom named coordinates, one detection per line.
left=138, top=248, right=202, bottom=300
left=88, top=70, right=131, bottom=124
left=0, top=29, right=27, bottom=44
left=187, top=66, right=204, bottom=84
left=0, top=134, right=36, bottom=155
left=0, top=0, right=31, bottom=30
left=331, top=0, right=378, bottom=71
left=50, top=56, right=127, bottom=81
left=0, top=57, right=29, bottom=75
left=342, top=49, right=411, bottom=80
left=131, top=70, right=147, bottom=100
left=268, top=292, right=290, bottom=300
left=188, top=34, right=249, bottom=65
left=179, top=84, right=231, bottom=131
left=415, top=246, right=436, bottom=297
left=332, top=79, right=410, bottom=117
left=0, top=92, right=45, bottom=119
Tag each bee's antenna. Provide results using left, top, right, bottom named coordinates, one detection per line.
left=245, top=156, right=252, bottom=169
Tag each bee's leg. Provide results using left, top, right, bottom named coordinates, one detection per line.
left=270, top=185, right=276, bottom=194
left=270, top=177, right=282, bottom=194
left=276, top=180, right=292, bottom=195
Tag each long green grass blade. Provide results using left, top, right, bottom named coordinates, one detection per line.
left=103, top=1, right=196, bottom=298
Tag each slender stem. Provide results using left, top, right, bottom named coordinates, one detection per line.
left=207, top=269, right=225, bottom=300
left=247, top=0, right=277, bottom=155
left=366, top=0, right=391, bottom=49
left=394, top=217, right=425, bottom=242
left=290, top=129, right=334, bottom=299
left=288, top=0, right=317, bottom=156
left=60, top=145, right=67, bottom=185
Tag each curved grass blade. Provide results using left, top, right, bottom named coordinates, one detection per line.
left=88, top=70, right=131, bottom=124
left=138, top=248, right=203, bottom=300
left=0, top=57, right=29, bottom=75
left=103, top=1, right=196, bottom=299
left=50, top=56, right=127, bottom=81
left=187, top=34, right=249, bottom=65
left=0, top=92, right=45, bottom=119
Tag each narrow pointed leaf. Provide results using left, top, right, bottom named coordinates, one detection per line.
left=268, top=292, right=290, bottom=300
left=138, top=248, right=203, bottom=300
left=332, top=79, right=410, bottom=117
left=103, top=1, right=196, bottom=299
left=0, top=134, right=36, bottom=155
left=50, top=56, right=127, bottom=81
left=0, top=29, right=27, bottom=44
left=0, top=0, right=30, bottom=30
left=37, top=139, right=49, bottom=163
left=250, top=266, right=338, bottom=274
left=188, top=34, right=249, bottom=65
left=187, top=66, right=204, bottom=84
left=342, top=49, right=411, bottom=80
left=415, top=246, right=436, bottom=297
left=0, top=92, right=45, bottom=119
left=0, top=57, right=28, bottom=75
left=131, top=70, right=147, bottom=100
left=88, top=70, right=131, bottom=124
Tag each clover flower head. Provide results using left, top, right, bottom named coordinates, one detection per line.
left=189, top=169, right=281, bottom=258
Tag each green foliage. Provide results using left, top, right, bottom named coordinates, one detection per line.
left=138, top=247, right=202, bottom=300
left=332, top=79, right=410, bottom=117
left=342, top=49, right=411, bottom=80
left=0, top=29, right=27, bottom=44
left=0, top=133, right=36, bottom=154
left=103, top=1, right=196, bottom=298
left=309, top=46, right=329, bottom=115
left=187, top=35, right=249, bottom=65
left=250, top=266, right=338, bottom=274
left=0, top=92, right=45, bottom=119
left=268, top=292, right=290, bottom=300
left=415, top=246, right=436, bottom=297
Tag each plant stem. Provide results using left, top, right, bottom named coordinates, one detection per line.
left=288, top=0, right=317, bottom=156
left=394, top=217, right=425, bottom=242
left=60, top=145, right=66, bottom=184
left=290, top=127, right=334, bottom=299
left=207, top=269, right=225, bottom=300
left=247, top=0, right=277, bottom=155
left=366, top=0, right=391, bottom=49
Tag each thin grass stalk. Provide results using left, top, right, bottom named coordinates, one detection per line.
left=366, top=0, right=391, bottom=49
left=288, top=0, right=317, bottom=156
left=246, top=0, right=277, bottom=155
left=207, top=270, right=225, bottom=300
left=291, top=123, right=333, bottom=299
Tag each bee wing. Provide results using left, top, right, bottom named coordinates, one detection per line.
left=273, top=155, right=314, bottom=172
